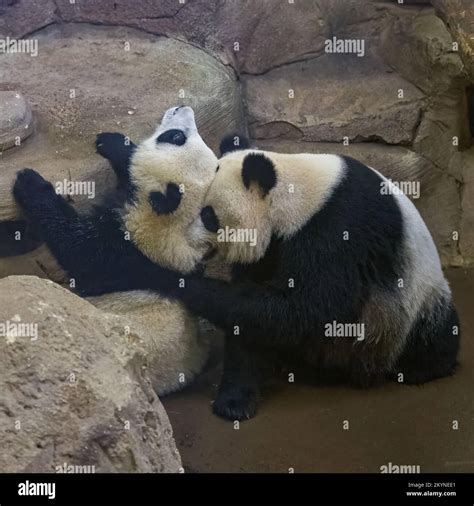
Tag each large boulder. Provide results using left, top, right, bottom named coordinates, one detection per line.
left=0, top=275, right=182, bottom=472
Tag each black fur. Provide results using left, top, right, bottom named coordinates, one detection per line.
left=95, top=132, right=136, bottom=192
left=200, top=205, right=220, bottom=233
left=242, top=153, right=277, bottom=196
left=173, top=157, right=405, bottom=341
left=395, top=300, right=460, bottom=384
left=12, top=134, right=180, bottom=297
left=14, top=144, right=460, bottom=421
left=125, top=156, right=459, bottom=420
left=156, top=129, right=186, bottom=146
left=219, top=133, right=249, bottom=156
left=149, top=183, right=182, bottom=215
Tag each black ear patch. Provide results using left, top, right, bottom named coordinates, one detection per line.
left=219, top=133, right=249, bottom=156
left=148, top=183, right=182, bottom=215
left=201, top=205, right=220, bottom=233
left=242, top=153, right=277, bottom=197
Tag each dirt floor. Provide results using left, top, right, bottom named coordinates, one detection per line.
left=162, top=268, right=473, bottom=473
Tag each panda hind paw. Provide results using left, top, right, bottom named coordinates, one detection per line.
left=212, top=384, right=259, bottom=421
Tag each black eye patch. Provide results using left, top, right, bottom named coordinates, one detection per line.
left=201, top=206, right=220, bottom=233
left=148, top=183, right=182, bottom=215
left=156, top=129, right=186, bottom=146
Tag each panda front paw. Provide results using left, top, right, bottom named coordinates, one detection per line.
left=13, top=168, right=56, bottom=212
left=212, top=384, right=260, bottom=421
left=95, top=132, right=127, bottom=160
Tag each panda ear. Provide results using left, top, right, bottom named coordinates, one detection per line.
left=219, top=133, right=249, bottom=156
left=242, top=153, right=277, bottom=197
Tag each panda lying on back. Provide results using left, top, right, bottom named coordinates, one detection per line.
left=113, top=136, right=460, bottom=420
left=13, top=106, right=218, bottom=395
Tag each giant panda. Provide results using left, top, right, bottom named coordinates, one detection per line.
left=119, top=136, right=461, bottom=420
left=12, top=106, right=219, bottom=395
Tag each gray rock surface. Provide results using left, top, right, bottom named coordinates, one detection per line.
left=0, top=91, right=33, bottom=150
left=432, top=0, right=474, bottom=81
left=243, top=54, right=426, bottom=144
left=0, top=275, right=182, bottom=473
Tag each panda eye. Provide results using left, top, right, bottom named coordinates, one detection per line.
left=156, top=129, right=186, bottom=146
left=201, top=205, right=220, bottom=233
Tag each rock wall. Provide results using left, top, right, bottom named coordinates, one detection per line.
left=0, top=0, right=472, bottom=268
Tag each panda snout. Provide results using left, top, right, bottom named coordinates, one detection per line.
left=161, top=105, right=196, bottom=130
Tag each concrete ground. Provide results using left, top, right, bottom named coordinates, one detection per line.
left=162, top=268, right=474, bottom=473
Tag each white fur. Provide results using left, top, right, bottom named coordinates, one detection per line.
left=194, top=149, right=344, bottom=264
left=95, top=107, right=217, bottom=395
left=87, top=291, right=210, bottom=396
left=369, top=167, right=450, bottom=330
left=123, top=106, right=218, bottom=273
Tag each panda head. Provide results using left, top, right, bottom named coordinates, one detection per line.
left=123, top=106, right=219, bottom=273
left=196, top=138, right=344, bottom=265
left=197, top=147, right=277, bottom=265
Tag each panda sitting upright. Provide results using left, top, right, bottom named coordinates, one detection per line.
left=13, top=106, right=219, bottom=395
left=120, top=136, right=460, bottom=420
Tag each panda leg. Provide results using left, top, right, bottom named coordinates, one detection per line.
left=212, top=334, right=262, bottom=421
left=95, top=132, right=136, bottom=189
left=394, top=303, right=460, bottom=384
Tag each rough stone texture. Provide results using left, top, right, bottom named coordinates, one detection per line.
left=256, top=139, right=462, bottom=265
left=0, top=23, right=244, bottom=222
left=243, top=54, right=426, bottom=144
left=432, top=0, right=474, bottom=81
left=413, top=91, right=469, bottom=176
left=0, top=0, right=226, bottom=64
left=0, top=91, right=33, bottom=150
left=379, top=10, right=466, bottom=95
left=0, top=275, right=182, bottom=473
left=216, top=0, right=395, bottom=75
left=0, top=0, right=57, bottom=38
